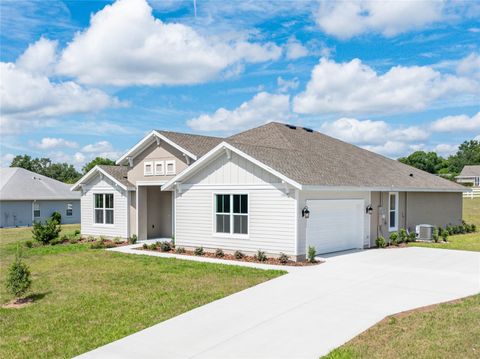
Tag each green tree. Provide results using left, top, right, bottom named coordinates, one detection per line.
left=398, top=151, right=447, bottom=174
left=82, top=157, right=116, bottom=174
left=10, top=154, right=81, bottom=183
left=6, top=247, right=32, bottom=300
left=447, top=140, right=480, bottom=174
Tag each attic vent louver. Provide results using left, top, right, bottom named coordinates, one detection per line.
left=303, top=127, right=313, bottom=133
left=286, top=124, right=297, bottom=130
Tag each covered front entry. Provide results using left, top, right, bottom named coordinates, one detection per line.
left=306, top=199, right=364, bottom=254
left=137, top=186, right=173, bottom=240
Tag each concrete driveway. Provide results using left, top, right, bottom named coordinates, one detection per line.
left=77, top=247, right=480, bottom=359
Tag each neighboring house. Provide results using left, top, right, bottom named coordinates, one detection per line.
left=0, top=167, right=81, bottom=227
left=456, top=165, right=480, bottom=187
left=72, top=122, right=465, bottom=259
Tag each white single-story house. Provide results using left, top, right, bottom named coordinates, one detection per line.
left=1, top=167, right=81, bottom=227
left=456, top=165, right=480, bottom=187
left=72, top=122, right=465, bottom=260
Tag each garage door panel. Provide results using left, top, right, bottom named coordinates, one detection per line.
left=306, top=199, right=364, bottom=254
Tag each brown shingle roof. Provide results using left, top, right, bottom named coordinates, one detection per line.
left=226, top=122, right=465, bottom=190
left=157, top=131, right=222, bottom=158
left=459, top=165, right=480, bottom=177
left=97, top=165, right=133, bottom=187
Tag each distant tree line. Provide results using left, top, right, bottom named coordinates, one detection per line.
left=9, top=155, right=116, bottom=184
left=398, top=140, right=480, bottom=179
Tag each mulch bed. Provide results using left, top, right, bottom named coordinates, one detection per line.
left=2, top=297, right=34, bottom=309
left=138, top=246, right=322, bottom=266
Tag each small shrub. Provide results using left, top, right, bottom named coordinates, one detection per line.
left=6, top=247, right=31, bottom=299
left=128, top=234, right=137, bottom=244
left=307, top=246, right=317, bottom=263
left=74, top=229, right=80, bottom=236
left=51, top=211, right=62, bottom=224
left=142, top=243, right=148, bottom=249
left=278, top=252, right=289, bottom=264
left=446, top=225, right=454, bottom=236
left=90, top=241, right=104, bottom=249
left=32, top=218, right=61, bottom=245
left=87, top=235, right=95, bottom=242
left=215, top=248, right=225, bottom=258
left=160, top=241, right=172, bottom=252
left=24, top=240, right=33, bottom=248
left=408, top=231, right=416, bottom=242
left=113, top=237, right=123, bottom=244
left=149, top=243, right=158, bottom=250
left=175, top=247, right=186, bottom=254
left=389, top=232, right=399, bottom=246
left=234, top=250, right=245, bottom=259
left=472, top=224, right=477, bottom=233
left=432, top=228, right=439, bottom=243
left=376, top=236, right=386, bottom=248
left=194, top=247, right=204, bottom=256
left=60, top=234, right=69, bottom=243
left=255, top=250, right=267, bottom=262
left=399, top=228, right=407, bottom=244
left=441, top=230, right=448, bottom=242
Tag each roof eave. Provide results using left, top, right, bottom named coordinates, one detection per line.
left=302, top=185, right=469, bottom=193
left=71, top=166, right=128, bottom=191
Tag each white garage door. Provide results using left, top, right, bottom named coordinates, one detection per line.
left=306, top=199, right=364, bottom=255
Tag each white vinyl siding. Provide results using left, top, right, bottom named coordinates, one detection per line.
left=175, top=152, right=296, bottom=255
left=80, top=175, right=128, bottom=238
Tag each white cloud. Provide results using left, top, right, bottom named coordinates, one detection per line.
left=456, top=53, right=480, bottom=80
left=0, top=62, right=123, bottom=121
left=434, top=143, right=458, bottom=157
left=187, top=92, right=291, bottom=132
left=320, top=117, right=428, bottom=146
left=16, top=37, right=57, bottom=75
left=316, top=0, right=444, bottom=39
left=57, top=0, right=282, bottom=86
left=285, top=36, right=308, bottom=60
left=361, top=141, right=411, bottom=157
left=475, top=135, right=480, bottom=141
left=32, top=137, right=78, bottom=150
left=430, top=112, right=480, bottom=132
left=1, top=153, right=15, bottom=167
left=277, top=77, right=299, bottom=93
left=81, top=141, right=114, bottom=154
left=293, top=57, right=479, bottom=115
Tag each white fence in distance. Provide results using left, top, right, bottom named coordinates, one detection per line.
left=463, top=188, right=480, bottom=199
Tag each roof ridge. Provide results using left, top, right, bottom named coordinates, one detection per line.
left=158, top=129, right=223, bottom=140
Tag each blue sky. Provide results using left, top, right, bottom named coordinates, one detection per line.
left=1, top=0, right=479, bottom=169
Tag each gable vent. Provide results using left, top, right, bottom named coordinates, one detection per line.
left=303, top=127, right=313, bottom=133
left=285, top=124, right=297, bottom=130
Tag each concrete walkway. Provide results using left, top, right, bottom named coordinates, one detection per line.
left=78, top=247, right=480, bottom=359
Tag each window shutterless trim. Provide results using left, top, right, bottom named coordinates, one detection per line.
left=144, top=161, right=154, bottom=176
left=165, top=160, right=176, bottom=175
left=388, top=192, right=398, bottom=231
left=212, top=193, right=249, bottom=238
left=93, top=193, right=114, bottom=225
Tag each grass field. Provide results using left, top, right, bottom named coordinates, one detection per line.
left=0, top=225, right=283, bottom=358
left=409, top=197, right=480, bottom=252
left=324, top=197, right=480, bottom=358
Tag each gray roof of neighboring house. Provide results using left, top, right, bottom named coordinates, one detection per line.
left=97, top=165, right=133, bottom=187
left=157, top=130, right=223, bottom=158
left=224, top=122, right=465, bottom=191
left=0, top=167, right=81, bottom=201
left=458, top=165, right=480, bottom=177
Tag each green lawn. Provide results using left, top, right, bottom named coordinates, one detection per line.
left=323, top=294, right=480, bottom=359
left=0, top=225, right=284, bottom=358
left=409, top=197, right=480, bottom=252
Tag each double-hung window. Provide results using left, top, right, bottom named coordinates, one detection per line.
left=215, top=194, right=248, bottom=236
left=388, top=192, right=398, bottom=231
left=33, top=202, right=40, bottom=218
left=154, top=161, right=164, bottom=175
left=144, top=161, right=153, bottom=176
left=94, top=194, right=114, bottom=224
left=66, top=203, right=73, bottom=217
left=166, top=160, right=176, bottom=175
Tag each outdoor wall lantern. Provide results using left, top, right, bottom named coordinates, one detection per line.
left=302, top=206, right=310, bottom=219
left=366, top=204, right=373, bottom=215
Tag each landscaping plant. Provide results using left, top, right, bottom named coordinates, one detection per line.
left=432, top=228, right=439, bottom=243
left=51, top=211, right=62, bottom=224
left=408, top=231, right=417, bottom=242
left=215, top=248, right=225, bottom=258
left=399, top=228, right=408, bottom=243
left=441, top=230, right=448, bottom=242
left=6, top=247, right=32, bottom=301
left=194, top=247, right=204, bottom=256
left=175, top=247, right=186, bottom=254
left=376, top=236, right=386, bottom=248
left=234, top=250, right=245, bottom=259
left=278, top=252, right=289, bottom=264
left=254, top=250, right=267, bottom=262
left=128, top=234, right=137, bottom=244
left=32, top=218, right=61, bottom=245
left=389, top=232, right=399, bottom=246
left=159, top=241, right=171, bottom=252
left=307, top=246, right=317, bottom=263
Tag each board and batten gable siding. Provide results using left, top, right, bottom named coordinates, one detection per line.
left=80, top=175, right=129, bottom=239
left=127, top=141, right=189, bottom=184
left=175, top=152, right=297, bottom=256
left=297, top=191, right=371, bottom=254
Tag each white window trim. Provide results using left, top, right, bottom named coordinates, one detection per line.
left=93, top=193, right=115, bottom=226
left=66, top=203, right=73, bottom=217
left=154, top=160, right=165, bottom=176
left=212, top=193, right=249, bottom=239
left=166, top=160, right=176, bottom=175
left=33, top=202, right=40, bottom=218
left=144, top=161, right=154, bottom=176
left=388, top=192, right=398, bottom=231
